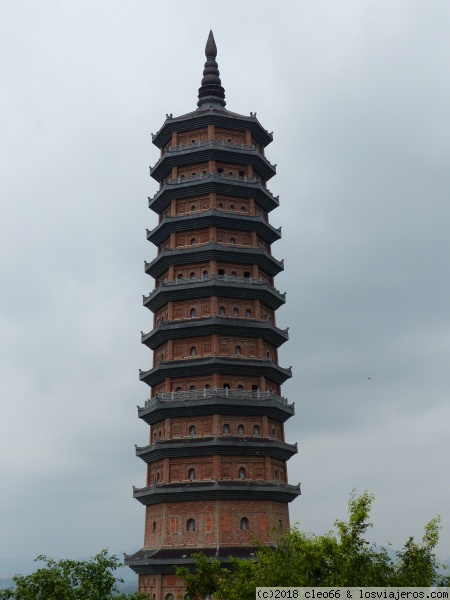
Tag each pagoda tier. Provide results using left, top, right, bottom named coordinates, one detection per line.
left=125, top=31, right=300, bottom=599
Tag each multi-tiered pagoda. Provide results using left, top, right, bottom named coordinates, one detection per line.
left=125, top=31, right=300, bottom=599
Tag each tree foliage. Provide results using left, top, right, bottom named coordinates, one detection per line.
left=177, top=491, right=450, bottom=600
left=0, top=549, right=147, bottom=600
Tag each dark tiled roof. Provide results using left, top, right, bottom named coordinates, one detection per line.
left=126, top=546, right=258, bottom=561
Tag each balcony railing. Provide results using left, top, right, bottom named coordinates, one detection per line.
left=166, top=172, right=260, bottom=185
left=154, top=273, right=276, bottom=288
left=165, top=139, right=258, bottom=154
left=144, top=388, right=289, bottom=408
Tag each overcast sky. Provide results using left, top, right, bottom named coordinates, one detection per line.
left=1, top=0, right=450, bottom=578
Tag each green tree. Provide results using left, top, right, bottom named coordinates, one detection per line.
left=0, top=549, right=147, bottom=600
left=177, top=491, right=450, bottom=600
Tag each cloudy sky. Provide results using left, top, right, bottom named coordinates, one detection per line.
left=1, top=0, right=450, bottom=578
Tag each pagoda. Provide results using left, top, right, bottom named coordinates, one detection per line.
left=125, top=31, right=300, bottom=598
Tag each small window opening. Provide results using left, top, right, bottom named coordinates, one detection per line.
left=246, top=309, right=251, bottom=318
left=253, top=425, right=260, bottom=435
left=233, top=307, right=239, bottom=317
left=240, top=517, right=249, bottom=530
left=238, top=424, right=244, bottom=435
left=190, top=238, right=196, bottom=245
left=239, top=467, right=246, bottom=478
left=190, top=308, right=196, bottom=318
left=152, top=521, right=157, bottom=533
left=189, top=425, right=196, bottom=436
left=187, top=519, right=195, bottom=531
left=223, top=424, right=230, bottom=434
left=188, top=468, right=195, bottom=480
left=219, top=306, right=225, bottom=316
left=235, top=346, right=241, bottom=356
left=190, top=346, right=197, bottom=356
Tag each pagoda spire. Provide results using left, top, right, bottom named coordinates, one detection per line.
left=197, top=30, right=226, bottom=108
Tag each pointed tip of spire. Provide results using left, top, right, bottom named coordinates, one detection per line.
left=205, top=30, right=217, bottom=58
left=198, top=30, right=226, bottom=108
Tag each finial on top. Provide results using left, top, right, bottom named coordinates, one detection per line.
left=205, top=30, right=217, bottom=57
left=197, top=30, right=226, bottom=108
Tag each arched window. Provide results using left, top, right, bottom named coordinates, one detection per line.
left=233, top=307, right=239, bottom=317
left=223, top=424, right=230, bottom=434
left=238, top=424, right=244, bottom=435
left=166, top=594, right=174, bottom=600
left=240, top=517, right=249, bottom=530
left=203, top=270, right=208, bottom=276
left=237, top=384, right=244, bottom=390
left=191, top=139, right=196, bottom=143
left=190, top=238, right=196, bottom=245
left=230, top=237, right=235, bottom=245
left=191, top=205, right=196, bottom=211
left=152, top=521, right=157, bottom=533
left=235, top=346, right=241, bottom=356
left=229, top=172, right=233, bottom=176
left=231, top=271, right=237, bottom=277
left=177, top=273, right=183, bottom=280
left=187, top=519, right=195, bottom=532
left=253, top=425, right=260, bottom=435
left=188, top=468, right=195, bottom=480
left=180, top=174, right=185, bottom=179
left=189, top=385, right=196, bottom=391
left=275, top=469, right=279, bottom=479
left=189, top=425, right=196, bottom=436
left=190, top=346, right=197, bottom=356
left=190, top=308, right=197, bottom=318
left=219, top=306, right=225, bottom=316
left=272, top=427, right=276, bottom=437
left=230, top=204, right=235, bottom=211
left=278, top=519, right=283, bottom=529
left=204, top=384, right=211, bottom=395
left=218, top=203, right=223, bottom=209
left=153, top=594, right=156, bottom=600
left=246, top=309, right=251, bottom=318
left=241, top=206, right=246, bottom=212
left=228, top=138, right=232, bottom=142
left=156, top=472, right=160, bottom=482
left=190, top=271, right=195, bottom=278
left=239, top=467, right=246, bottom=479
